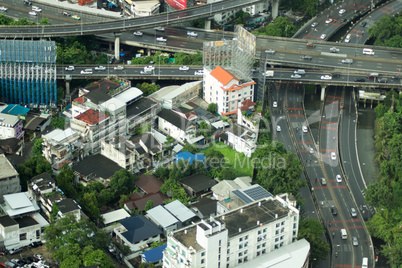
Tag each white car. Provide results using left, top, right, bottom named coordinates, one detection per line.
left=133, top=31, right=143, bottom=36
left=352, top=237, right=358, bottom=246
left=140, top=70, right=152, bottom=75
left=291, top=74, right=301, bottom=79
left=187, top=31, right=198, bottom=37
left=65, top=66, right=74, bottom=71
left=336, top=174, right=342, bottom=183
left=309, top=147, right=314, bottom=154
left=321, top=74, right=332, bottom=80
left=342, top=59, right=353, bottom=64
left=273, top=101, right=277, bottom=108
left=325, top=18, right=333, bottom=24
left=155, top=27, right=165, bottom=32
left=156, top=37, right=167, bottom=42
left=179, top=66, right=189, bottom=71
left=0, top=6, right=8, bottom=11
left=350, top=208, right=357, bottom=217
left=94, top=66, right=106, bottom=71
left=302, top=126, right=308, bottom=133
left=311, top=22, right=318, bottom=28
left=144, top=65, right=155, bottom=71
left=114, top=66, right=124, bottom=70
left=32, top=7, right=42, bottom=12
left=320, top=34, right=327, bottom=40
left=265, top=49, right=276, bottom=54
left=194, top=70, right=204, bottom=75
left=331, top=152, right=336, bottom=160
left=80, top=70, right=92, bottom=75
left=339, top=9, right=346, bottom=14
left=276, top=125, right=281, bottom=132
left=345, top=34, right=351, bottom=43
left=29, top=11, right=37, bottom=16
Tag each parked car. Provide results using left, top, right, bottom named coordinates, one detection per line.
left=9, top=248, right=22, bottom=255
left=133, top=31, right=143, bottom=36
left=114, top=66, right=124, bottom=70
left=265, top=49, right=275, bottom=54
left=179, top=66, right=189, bottom=71
left=28, top=241, right=43, bottom=248
left=27, top=256, right=39, bottom=263
left=94, top=66, right=106, bottom=71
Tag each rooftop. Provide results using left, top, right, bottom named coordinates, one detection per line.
left=1, top=104, right=30, bottom=116
left=84, top=79, right=120, bottom=94
left=0, top=113, right=20, bottom=127
left=126, top=97, right=158, bottom=118
left=42, top=128, right=77, bottom=143
left=140, top=244, right=167, bottom=263
left=72, top=154, right=122, bottom=179
left=83, top=89, right=111, bottom=105
left=232, top=184, right=272, bottom=204
left=164, top=200, right=196, bottom=223
left=114, top=87, right=143, bottom=104
left=0, top=215, right=18, bottom=227
left=119, top=214, right=162, bottom=244
left=149, top=85, right=180, bottom=102
left=24, top=115, right=48, bottom=131
left=29, top=172, right=55, bottom=192
left=0, top=154, right=19, bottom=179
left=127, top=192, right=168, bottom=211
left=2, top=192, right=40, bottom=217
left=135, top=174, right=163, bottom=194
left=99, top=98, right=126, bottom=113
left=147, top=205, right=179, bottom=228
left=161, top=81, right=202, bottom=101
left=219, top=198, right=290, bottom=237
left=191, top=198, right=218, bottom=217
left=57, top=198, right=80, bottom=214
left=15, top=216, right=39, bottom=228
left=102, top=208, right=130, bottom=225
left=74, top=109, right=109, bottom=125
left=210, top=66, right=240, bottom=86
left=157, top=108, right=193, bottom=131
left=180, top=174, right=216, bottom=193
left=172, top=226, right=203, bottom=251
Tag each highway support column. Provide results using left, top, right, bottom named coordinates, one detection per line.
left=114, top=33, right=122, bottom=61
left=205, top=19, right=211, bottom=30
left=271, top=0, right=279, bottom=19
left=321, top=85, right=326, bottom=101
left=65, top=75, right=72, bottom=102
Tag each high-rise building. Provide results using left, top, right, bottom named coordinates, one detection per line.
left=163, top=194, right=300, bottom=268
left=0, top=40, right=57, bottom=108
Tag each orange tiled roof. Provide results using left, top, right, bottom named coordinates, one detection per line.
left=220, top=81, right=257, bottom=92
left=73, top=96, right=85, bottom=104
left=241, top=99, right=256, bottom=108
left=74, top=109, right=109, bottom=125
left=210, top=66, right=240, bottom=86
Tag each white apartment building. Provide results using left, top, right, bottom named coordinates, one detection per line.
left=203, top=66, right=256, bottom=116
left=206, top=0, right=268, bottom=24
left=0, top=113, right=24, bottom=140
left=0, top=154, right=21, bottom=202
left=163, top=194, right=300, bottom=268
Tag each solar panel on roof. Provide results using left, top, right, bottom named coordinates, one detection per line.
left=243, top=186, right=272, bottom=201
left=233, top=190, right=253, bottom=204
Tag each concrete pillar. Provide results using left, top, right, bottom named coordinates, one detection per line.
left=271, top=0, right=279, bottom=19
left=205, top=19, right=211, bottom=30
left=147, top=49, right=151, bottom=57
left=151, top=80, right=156, bottom=85
left=321, top=85, right=326, bottom=101
left=114, top=33, right=122, bottom=60
left=109, top=42, right=112, bottom=52
left=65, top=80, right=70, bottom=99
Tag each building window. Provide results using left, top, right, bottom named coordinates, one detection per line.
left=257, top=251, right=261, bottom=256
left=275, top=238, right=279, bottom=242
left=258, top=230, right=261, bottom=235
left=262, top=249, right=266, bottom=254
left=244, top=250, right=248, bottom=255
left=280, top=236, right=284, bottom=240
left=294, top=216, right=297, bottom=221
left=263, top=228, right=267, bottom=233
left=201, top=252, right=205, bottom=257
left=238, top=94, right=241, bottom=97
left=257, top=245, right=261, bottom=249
left=201, top=259, right=205, bottom=264
left=244, top=242, right=248, bottom=248
left=280, top=242, right=284, bottom=247
left=294, top=223, right=297, bottom=229
left=281, top=228, right=285, bottom=233
left=238, top=252, right=243, bottom=257
left=239, top=244, right=243, bottom=249
left=275, top=244, right=279, bottom=249
left=238, top=259, right=243, bottom=264
left=182, top=250, right=186, bottom=257
left=276, top=223, right=280, bottom=228
left=293, top=231, right=297, bottom=236
left=239, top=238, right=243, bottom=242
left=227, top=249, right=230, bottom=254
left=281, top=221, right=285, bottom=226
left=245, top=235, right=248, bottom=240
left=262, top=243, right=266, bottom=247
left=250, top=91, right=252, bottom=95
left=227, top=257, right=230, bottom=262
left=276, top=230, right=279, bottom=235
left=20, top=233, right=27, bottom=240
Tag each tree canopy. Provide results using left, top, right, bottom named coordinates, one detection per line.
left=110, top=169, right=137, bottom=196
left=368, top=15, right=402, bottom=48
left=253, top=17, right=298, bottom=37
left=298, top=219, right=330, bottom=261
left=17, top=155, right=52, bottom=191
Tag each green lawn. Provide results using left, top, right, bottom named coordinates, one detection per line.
left=201, top=143, right=253, bottom=177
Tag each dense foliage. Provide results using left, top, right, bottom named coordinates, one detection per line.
left=135, top=82, right=160, bottom=96
left=365, top=90, right=402, bottom=266
left=130, top=51, right=203, bottom=66
left=298, top=219, right=330, bottom=261
left=17, top=155, right=52, bottom=191
left=252, top=17, right=298, bottom=37
left=368, top=15, right=402, bottom=48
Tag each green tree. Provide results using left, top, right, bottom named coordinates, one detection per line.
left=17, top=155, right=52, bottom=191
left=182, top=143, right=198, bottom=154
left=50, top=202, right=59, bottom=223
left=98, top=188, right=116, bottom=206
left=81, top=246, right=114, bottom=268
left=207, top=103, right=218, bottom=113
left=368, top=15, right=402, bottom=48
left=254, top=17, right=297, bottom=37
left=82, top=192, right=100, bottom=220
left=40, top=17, right=50, bottom=25
left=56, top=165, right=78, bottom=199
left=205, top=149, right=225, bottom=169
left=51, top=117, right=65, bottom=130
left=154, top=167, right=170, bottom=181
left=298, top=219, right=330, bottom=261
left=110, top=169, right=136, bottom=196
left=219, top=169, right=236, bottom=180
left=136, top=82, right=160, bottom=96
left=32, top=138, right=44, bottom=156
left=145, top=200, right=154, bottom=211
left=119, top=194, right=130, bottom=207
left=197, top=121, right=213, bottom=138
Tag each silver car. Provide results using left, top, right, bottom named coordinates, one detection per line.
left=352, top=237, right=358, bottom=246
left=351, top=208, right=357, bottom=218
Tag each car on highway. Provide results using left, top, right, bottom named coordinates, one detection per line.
left=265, top=49, right=275, bottom=54
left=355, top=78, right=366, bottom=82
left=306, top=42, right=316, bottom=48
left=65, top=66, right=74, bottom=71
left=301, top=55, right=312, bottom=60
left=80, top=69, right=93, bottom=75
left=29, top=11, right=38, bottom=16
left=352, top=237, right=359, bottom=246
left=320, top=34, right=327, bottom=40
left=339, top=9, right=346, bottom=14
left=273, top=101, right=277, bottom=108
left=114, top=66, right=124, bottom=70
left=392, top=75, right=400, bottom=80
left=156, top=37, right=167, bottom=42
left=321, top=74, right=332, bottom=80
left=302, top=126, right=308, bottom=133
left=291, top=74, right=302, bottom=79
left=179, top=66, right=189, bottom=71
left=345, top=34, right=351, bottom=43
left=94, top=66, right=106, bottom=71
left=354, top=9, right=361, bottom=13
left=361, top=21, right=367, bottom=27
left=133, top=31, right=143, bottom=36
left=378, top=78, right=388, bottom=83
left=350, top=208, right=357, bottom=217
left=309, top=147, right=314, bottom=154
left=32, top=7, right=42, bottom=12
left=276, top=125, right=281, bottom=132
left=311, top=22, right=318, bottom=28
left=194, top=70, right=204, bottom=75
left=144, top=65, right=155, bottom=71
left=187, top=31, right=198, bottom=37
left=321, top=178, right=327, bottom=185
left=332, top=72, right=341, bottom=78
left=331, top=152, right=336, bottom=160
left=325, top=18, right=333, bottom=24
left=140, top=70, right=152, bottom=75
left=342, top=59, right=353, bottom=64
left=72, top=15, right=81, bottom=20
left=329, top=47, right=340, bottom=53
left=155, top=27, right=165, bottom=32
left=62, top=11, right=71, bottom=16
left=336, top=174, right=342, bottom=183
left=331, top=206, right=337, bottom=215
left=0, top=6, right=8, bottom=11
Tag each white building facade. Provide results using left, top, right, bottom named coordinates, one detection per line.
left=163, top=195, right=300, bottom=268
left=203, top=66, right=256, bottom=116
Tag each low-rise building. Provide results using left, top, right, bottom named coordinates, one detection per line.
left=57, top=198, right=82, bottom=221
left=226, top=124, right=257, bottom=157
left=0, top=113, right=24, bottom=140
left=101, top=136, right=139, bottom=172
left=157, top=108, right=197, bottom=144
left=126, top=97, right=159, bottom=135
left=179, top=174, right=217, bottom=197
left=0, top=155, right=21, bottom=202
left=0, top=215, right=41, bottom=250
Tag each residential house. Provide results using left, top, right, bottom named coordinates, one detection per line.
left=179, top=174, right=217, bottom=197
left=123, top=192, right=168, bottom=212
left=101, top=136, right=140, bottom=172
left=203, top=65, right=256, bottom=116
left=0, top=113, right=24, bottom=140
left=237, top=99, right=259, bottom=132
left=23, top=113, right=52, bottom=134
left=191, top=198, right=218, bottom=219
left=211, top=176, right=252, bottom=200
left=57, top=198, right=82, bottom=221
left=0, top=215, right=41, bottom=250
left=72, top=89, right=111, bottom=118
left=113, top=87, right=143, bottom=105
left=146, top=205, right=180, bottom=235
left=0, top=138, right=24, bottom=156
left=101, top=208, right=130, bottom=226
left=140, top=244, right=167, bottom=266
left=135, top=174, right=163, bottom=194
left=114, top=214, right=162, bottom=258
left=164, top=200, right=197, bottom=226
left=163, top=194, right=300, bottom=268
left=0, top=154, right=21, bottom=202
left=79, top=78, right=121, bottom=97
left=126, top=97, right=159, bottom=136
left=157, top=108, right=197, bottom=144
left=226, top=124, right=257, bottom=157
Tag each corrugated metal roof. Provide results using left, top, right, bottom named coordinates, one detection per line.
left=147, top=205, right=179, bottom=228
left=164, top=200, right=196, bottom=222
